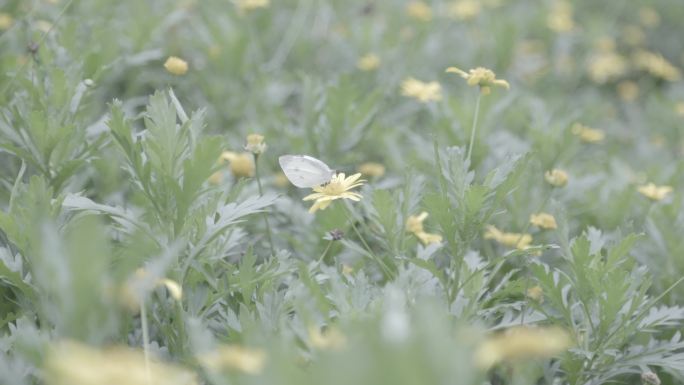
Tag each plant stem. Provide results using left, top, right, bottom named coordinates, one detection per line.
left=519, top=188, right=554, bottom=325
left=140, top=300, right=151, bottom=383
left=344, top=205, right=394, bottom=278
left=254, top=154, right=275, bottom=257
left=317, top=240, right=334, bottom=264
left=465, top=92, right=482, bottom=169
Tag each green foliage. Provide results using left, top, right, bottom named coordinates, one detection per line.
left=1, top=0, right=684, bottom=384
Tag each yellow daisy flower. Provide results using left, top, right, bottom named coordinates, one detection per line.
left=401, top=77, right=442, bottom=102
left=632, top=50, right=681, bottom=82
left=406, top=1, right=432, bottom=22
left=198, top=345, right=266, bottom=374
left=484, top=225, right=532, bottom=250
left=448, top=0, right=481, bottom=21
left=544, top=169, right=569, bottom=188
left=571, top=123, right=605, bottom=143
left=474, top=326, right=572, bottom=370
left=308, top=326, right=348, bottom=350
left=526, top=286, right=544, bottom=303
left=245, top=133, right=267, bottom=155
left=357, top=162, right=386, bottom=177
left=637, top=183, right=673, bottom=201
left=164, top=56, right=189, bottom=75
left=529, top=213, right=558, bottom=230
left=446, top=66, right=510, bottom=94
left=302, top=173, right=365, bottom=213
left=45, top=340, right=198, bottom=385
left=406, top=212, right=443, bottom=245
left=236, top=0, right=270, bottom=14
left=546, top=1, right=575, bottom=33
left=220, top=151, right=255, bottom=178
left=357, top=53, right=381, bottom=71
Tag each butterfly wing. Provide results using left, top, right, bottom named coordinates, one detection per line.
left=279, top=155, right=334, bottom=188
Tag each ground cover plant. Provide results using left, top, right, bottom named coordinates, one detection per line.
left=1, top=0, right=684, bottom=384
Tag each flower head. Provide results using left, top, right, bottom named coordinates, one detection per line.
left=546, top=1, right=575, bottom=33
left=617, top=81, right=639, bottom=101
left=236, top=0, right=270, bottom=14
left=302, top=173, right=364, bottom=213
left=675, top=102, right=684, bottom=117
left=639, top=6, right=660, bottom=28
left=484, top=225, right=532, bottom=250
left=406, top=212, right=443, bottom=245
left=529, top=212, right=558, bottom=230
left=526, top=286, right=544, bottom=303
left=0, top=13, right=14, bottom=30
left=544, top=169, right=568, bottom=187
left=221, top=151, right=255, bottom=178
left=571, top=123, right=605, bottom=143
left=308, top=326, right=348, bottom=350
left=448, top=0, right=481, bottom=21
left=406, top=1, right=432, bottom=22
left=401, top=77, right=442, bottom=102
left=45, top=340, right=198, bottom=385
left=198, top=345, right=266, bottom=374
left=474, top=326, right=572, bottom=369
left=632, top=50, right=681, bottom=82
left=446, top=66, right=509, bottom=94
left=587, top=51, right=628, bottom=84
left=164, top=56, right=189, bottom=75
left=245, top=133, right=267, bottom=155
left=637, top=183, right=673, bottom=201
left=357, top=53, right=381, bottom=71
left=357, top=162, right=386, bottom=177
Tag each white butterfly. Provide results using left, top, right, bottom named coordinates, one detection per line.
left=278, top=155, right=335, bottom=188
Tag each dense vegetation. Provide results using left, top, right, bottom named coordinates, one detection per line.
left=1, top=1, right=684, bottom=384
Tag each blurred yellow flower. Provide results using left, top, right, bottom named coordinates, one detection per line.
left=45, top=340, right=198, bottom=385
left=401, top=77, right=442, bottom=102
left=341, top=264, right=354, bottom=275
left=308, top=326, right=348, bottom=350
left=221, top=151, right=255, bottom=178
left=164, top=56, right=189, bottom=75
left=622, top=25, right=645, bottom=46
left=529, top=212, right=557, bottom=230
left=639, top=6, right=660, bottom=28
left=526, top=286, right=544, bottom=303
left=588, top=52, right=628, bottom=84
left=475, top=326, right=572, bottom=369
left=208, top=171, right=224, bottom=185
left=446, top=66, right=509, bottom=95
left=637, top=183, right=673, bottom=201
left=676, top=102, right=684, bottom=117
left=544, top=169, right=568, bottom=188
left=198, top=345, right=266, bottom=374
left=546, top=1, right=574, bottom=33
left=406, top=212, right=443, bottom=245
left=236, top=0, right=270, bottom=13
left=0, top=13, right=13, bottom=30
left=484, top=225, right=532, bottom=250
left=120, top=268, right=183, bottom=311
left=158, top=278, right=183, bottom=300
left=274, top=171, right=290, bottom=188
left=617, top=81, right=639, bottom=102
left=448, top=0, right=481, bottom=21
left=632, top=50, right=681, bottom=82
left=35, top=20, right=53, bottom=33
left=357, top=53, right=381, bottom=71
left=245, top=133, right=267, bottom=155
left=406, top=1, right=432, bottom=22
left=357, top=162, right=386, bottom=177
left=302, top=173, right=364, bottom=213
left=571, top=123, right=605, bottom=143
